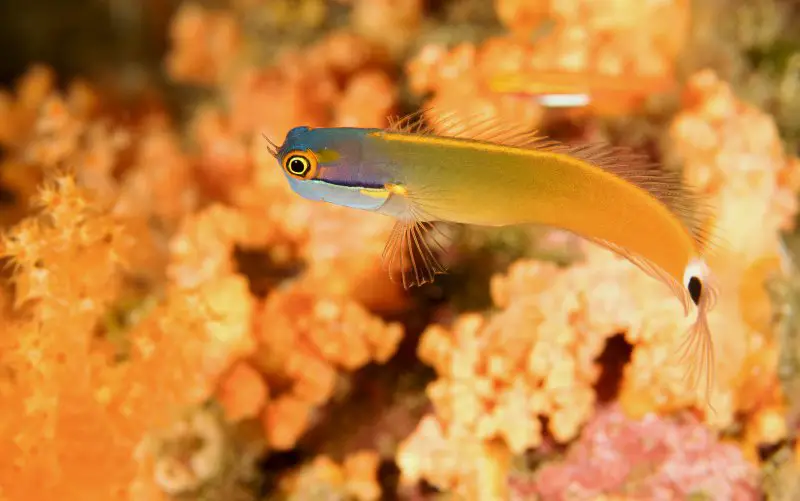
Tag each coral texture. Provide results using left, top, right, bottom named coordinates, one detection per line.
left=2, top=1, right=800, bottom=500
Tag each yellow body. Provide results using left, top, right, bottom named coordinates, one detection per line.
left=271, top=119, right=719, bottom=407
left=367, top=131, right=698, bottom=283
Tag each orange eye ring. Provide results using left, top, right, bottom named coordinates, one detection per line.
left=282, top=150, right=318, bottom=180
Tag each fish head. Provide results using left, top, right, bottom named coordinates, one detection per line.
left=269, top=126, right=394, bottom=211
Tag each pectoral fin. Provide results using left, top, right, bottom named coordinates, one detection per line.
left=381, top=217, right=449, bottom=289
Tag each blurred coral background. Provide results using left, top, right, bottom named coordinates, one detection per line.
left=1, top=0, right=800, bottom=500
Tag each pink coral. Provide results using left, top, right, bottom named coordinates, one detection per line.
left=514, top=404, right=759, bottom=501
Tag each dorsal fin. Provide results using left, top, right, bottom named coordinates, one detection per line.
left=385, top=108, right=719, bottom=255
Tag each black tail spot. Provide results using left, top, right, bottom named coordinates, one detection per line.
left=688, top=276, right=702, bottom=305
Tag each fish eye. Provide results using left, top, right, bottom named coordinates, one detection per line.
left=288, top=156, right=309, bottom=175
left=282, top=151, right=317, bottom=180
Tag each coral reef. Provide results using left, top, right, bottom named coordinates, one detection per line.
left=394, top=66, right=800, bottom=498
left=406, top=0, right=689, bottom=123
left=2, top=0, right=800, bottom=500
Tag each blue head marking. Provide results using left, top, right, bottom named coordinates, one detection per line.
left=273, top=126, right=393, bottom=211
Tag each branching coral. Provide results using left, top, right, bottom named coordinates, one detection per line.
left=0, top=65, right=62, bottom=150
left=645, top=68, right=800, bottom=457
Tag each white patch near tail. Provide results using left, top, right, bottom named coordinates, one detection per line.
left=677, top=257, right=719, bottom=408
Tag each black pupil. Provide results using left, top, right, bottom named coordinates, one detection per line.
left=289, top=158, right=307, bottom=174
left=688, top=276, right=702, bottom=305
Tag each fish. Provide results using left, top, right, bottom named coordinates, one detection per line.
left=264, top=109, right=722, bottom=403
left=488, top=71, right=677, bottom=115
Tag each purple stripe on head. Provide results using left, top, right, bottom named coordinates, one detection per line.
left=279, top=126, right=392, bottom=189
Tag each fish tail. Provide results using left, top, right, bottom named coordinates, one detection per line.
left=677, top=257, right=719, bottom=411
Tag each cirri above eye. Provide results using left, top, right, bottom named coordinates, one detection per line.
left=282, top=150, right=318, bottom=179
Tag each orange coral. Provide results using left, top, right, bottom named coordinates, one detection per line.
left=0, top=64, right=257, bottom=500
left=495, top=0, right=689, bottom=58
left=167, top=204, right=251, bottom=289
left=493, top=0, right=548, bottom=37
left=0, top=64, right=198, bottom=250
left=164, top=152, right=406, bottom=453
left=397, top=414, right=512, bottom=500
left=667, top=70, right=800, bottom=261
left=0, top=65, right=59, bottom=149
left=398, top=70, right=800, bottom=493
left=350, top=0, right=424, bottom=55
left=165, top=3, right=242, bottom=86
left=177, top=27, right=406, bottom=312
left=294, top=202, right=408, bottom=314
left=253, top=284, right=404, bottom=449
left=410, top=0, right=690, bottom=119
left=634, top=69, right=800, bottom=453
left=0, top=173, right=255, bottom=501
left=334, top=69, right=398, bottom=128
left=399, top=255, right=634, bottom=498
left=0, top=67, right=108, bottom=226
left=279, top=450, right=382, bottom=500
left=222, top=29, right=394, bottom=144
left=620, top=71, right=800, bottom=433
left=4, top=1, right=799, bottom=499
left=406, top=41, right=545, bottom=134
left=216, top=361, right=269, bottom=422
left=191, top=106, right=253, bottom=202
left=114, top=115, right=199, bottom=232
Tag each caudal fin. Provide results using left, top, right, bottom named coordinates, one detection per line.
left=675, top=267, right=719, bottom=410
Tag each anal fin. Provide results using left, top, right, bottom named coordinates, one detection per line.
left=382, top=218, right=449, bottom=289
